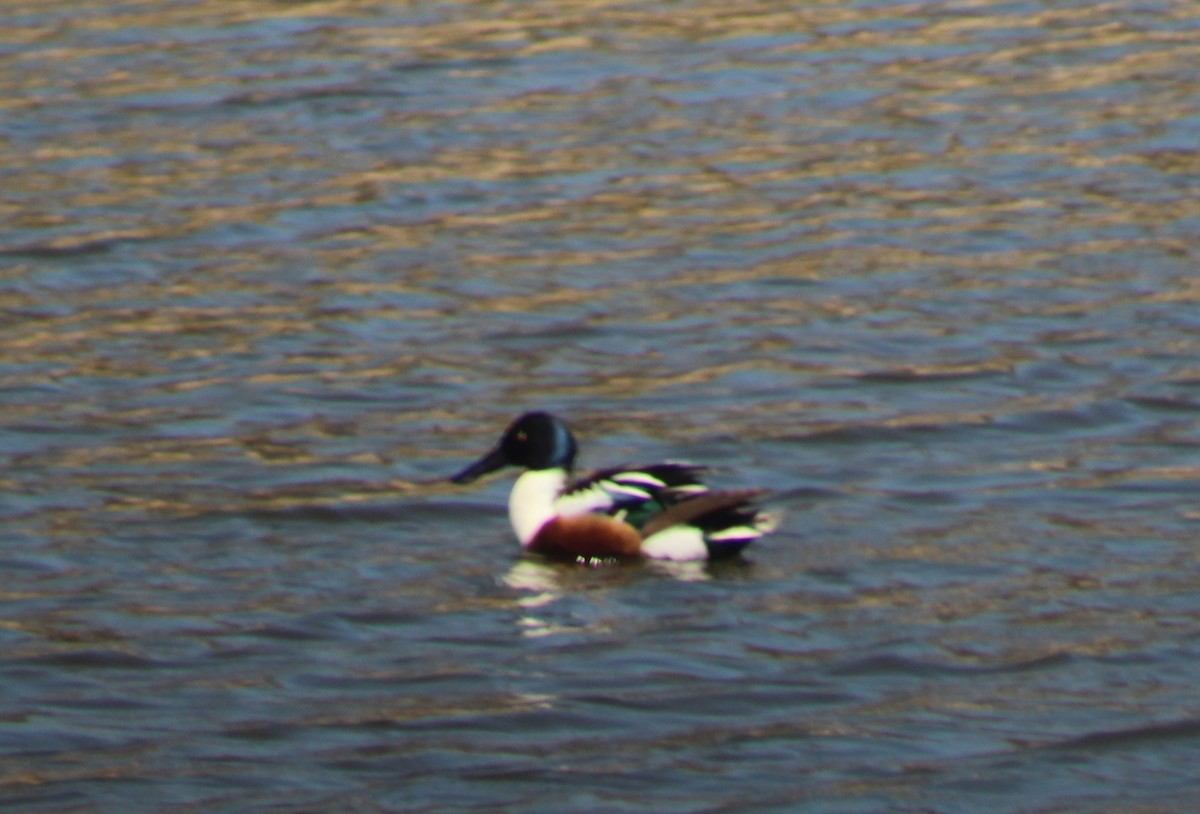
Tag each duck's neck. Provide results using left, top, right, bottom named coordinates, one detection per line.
left=508, top=469, right=568, bottom=547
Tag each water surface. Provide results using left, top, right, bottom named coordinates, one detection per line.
left=3, top=1, right=1200, bottom=811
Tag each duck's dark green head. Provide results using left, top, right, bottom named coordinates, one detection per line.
left=449, top=411, right=578, bottom=484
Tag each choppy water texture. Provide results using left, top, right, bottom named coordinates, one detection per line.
left=3, top=1, right=1200, bottom=811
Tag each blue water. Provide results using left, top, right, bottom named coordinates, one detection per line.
left=3, top=1, right=1200, bottom=811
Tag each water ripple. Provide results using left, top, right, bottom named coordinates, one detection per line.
left=3, top=0, right=1200, bottom=811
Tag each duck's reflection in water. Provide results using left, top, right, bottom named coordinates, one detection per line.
left=500, top=557, right=712, bottom=638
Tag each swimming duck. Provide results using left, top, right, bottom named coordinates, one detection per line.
left=449, top=411, right=777, bottom=562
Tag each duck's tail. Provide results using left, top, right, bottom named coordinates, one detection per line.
left=639, top=490, right=779, bottom=561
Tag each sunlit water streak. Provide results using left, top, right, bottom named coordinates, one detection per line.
left=2, top=1, right=1200, bottom=811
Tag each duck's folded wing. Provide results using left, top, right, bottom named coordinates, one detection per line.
left=555, top=463, right=709, bottom=517
left=637, top=489, right=778, bottom=560
left=640, top=489, right=775, bottom=540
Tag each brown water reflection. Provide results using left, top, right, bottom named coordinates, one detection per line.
left=3, top=0, right=1200, bottom=812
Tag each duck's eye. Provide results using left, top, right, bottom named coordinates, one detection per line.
left=516, top=431, right=527, bottom=442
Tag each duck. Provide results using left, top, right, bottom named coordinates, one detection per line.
left=449, top=411, right=777, bottom=562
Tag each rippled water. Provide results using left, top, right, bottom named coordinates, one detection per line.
left=4, top=1, right=1200, bottom=811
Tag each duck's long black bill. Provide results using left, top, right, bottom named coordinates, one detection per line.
left=449, top=446, right=509, bottom=484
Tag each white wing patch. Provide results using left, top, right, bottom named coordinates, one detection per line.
left=557, top=469, right=694, bottom=517
left=607, top=472, right=668, bottom=488
left=555, top=484, right=618, bottom=517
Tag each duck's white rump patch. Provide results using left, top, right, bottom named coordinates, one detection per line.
left=639, top=526, right=708, bottom=561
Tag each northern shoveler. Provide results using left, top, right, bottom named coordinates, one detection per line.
left=449, top=411, right=778, bottom=562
